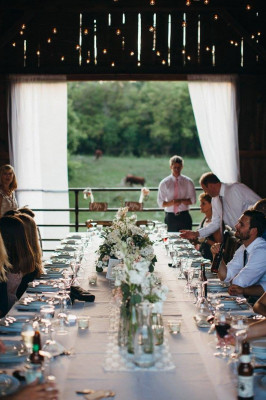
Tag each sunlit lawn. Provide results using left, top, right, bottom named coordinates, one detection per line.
left=68, top=155, right=209, bottom=230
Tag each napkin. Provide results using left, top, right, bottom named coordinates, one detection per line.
left=70, top=286, right=95, bottom=302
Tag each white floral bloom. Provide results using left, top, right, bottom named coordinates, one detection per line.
left=128, top=270, right=143, bottom=285
left=152, top=301, right=163, bottom=314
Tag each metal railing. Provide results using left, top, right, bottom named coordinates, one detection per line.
left=32, top=187, right=202, bottom=251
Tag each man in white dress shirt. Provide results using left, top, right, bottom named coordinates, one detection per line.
left=157, top=155, right=196, bottom=232
left=180, top=172, right=261, bottom=240
left=212, top=210, right=266, bottom=297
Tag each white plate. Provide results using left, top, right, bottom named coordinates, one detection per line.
left=0, top=374, right=20, bottom=395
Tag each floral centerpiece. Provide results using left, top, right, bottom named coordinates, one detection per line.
left=95, top=207, right=168, bottom=353
left=96, top=207, right=156, bottom=273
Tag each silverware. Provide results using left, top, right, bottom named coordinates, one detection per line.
left=76, top=390, right=115, bottom=399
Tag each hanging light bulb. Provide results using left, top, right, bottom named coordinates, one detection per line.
left=150, top=0, right=155, bottom=5
left=84, top=28, right=89, bottom=35
left=116, top=28, right=121, bottom=35
left=130, top=51, right=134, bottom=56
left=52, top=27, right=57, bottom=34
left=213, top=14, right=219, bottom=20
left=61, top=56, right=65, bottom=61
left=103, top=49, right=107, bottom=54
left=186, top=1, right=191, bottom=6
left=47, top=38, right=52, bottom=43
left=246, top=4, right=251, bottom=10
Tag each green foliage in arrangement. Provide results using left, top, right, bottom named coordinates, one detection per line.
left=67, top=81, right=201, bottom=157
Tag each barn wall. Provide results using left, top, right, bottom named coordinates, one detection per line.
left=238, top=75, right=266, bottom=198
left=0, top=75, right=9, bottom=165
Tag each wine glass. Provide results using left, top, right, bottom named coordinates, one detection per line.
left=214, top=311, right=231, bottom=358
left=21, top=321, right=35, bottom=354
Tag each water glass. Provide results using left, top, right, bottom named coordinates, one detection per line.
left=21, top=321, right=35, bottom=354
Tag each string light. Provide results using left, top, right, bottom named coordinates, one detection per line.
left=103, top=49, right=107, bottom=54
left=111, top=61, right=115, bottom=66
left=182, top=21, right=187, bottom=27
left=187, top=55, right=191, bottom=60
left=52, top=27, right=57, bottom=34
left=161, top=59, right=166, bottom=64
left=12, top=42, right=16, bottom=47
left=36, top=50, right=40, bottom=55
left=84, top=28, right=89, bottom=35
left=137, top=61, right=141, bottom=66
left=206, top=46, right=210, bottom=51
left=21, top=24, right=26, bottom=29
left=246, top=4, right=251, bottom=11
left=130, top=51, right=134, bottom=56
left=149, top=26, right=154, bottom=32
left=204, top=0, right=209, bottom=4
left=76, top=45, right=80, bottom=50
left=156, top=51, right=160, bottom=56
left=186, top=1, right=191, bottom=6
left=251, top=34, right=255, bottom=39
left=150, top=0, right=155, bottom=5
left=20, top=30, right=24, bottom=35
left=47, top=38, right=51, bottom=43
left=61, top=56, right=65, bottom=61
left=213, top=14, right=219, bottom=20
left=116, top=29, right=121, bottom=35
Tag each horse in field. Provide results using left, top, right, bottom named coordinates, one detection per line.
left=124, top=174, right=145, bottom=186
left=94, top=149, right=103, bottom=160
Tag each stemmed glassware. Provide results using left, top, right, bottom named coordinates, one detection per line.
left=213, top=311, right=231, bottom=358
left=21, top=321, right=35, bottom=354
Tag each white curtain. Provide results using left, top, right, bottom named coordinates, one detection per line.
left=8, top=76, right=69, bottom=253
left=188, top=75, right=240, bottom=182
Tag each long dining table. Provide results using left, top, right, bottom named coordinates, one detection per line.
left=1, top=232, right=266, bottom=400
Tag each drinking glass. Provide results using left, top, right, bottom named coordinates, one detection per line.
left=21, top=321, right=35, bottom=354
left=214, top=312, right=231, bottom=358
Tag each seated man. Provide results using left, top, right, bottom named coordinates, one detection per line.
left=211, top=210, right=266, bottom=297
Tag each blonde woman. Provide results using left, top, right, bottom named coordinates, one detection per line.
left=17, top=213, right=43, bottom=277
left=0, top=164, right=18, bottom=217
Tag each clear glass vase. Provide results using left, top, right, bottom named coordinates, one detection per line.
left=133, top=302, right=155, bottom=368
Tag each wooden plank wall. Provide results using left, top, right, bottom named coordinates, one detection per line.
left=0, top=76, right=9, bottom=164
left=239, top=75, right=266, bottom=198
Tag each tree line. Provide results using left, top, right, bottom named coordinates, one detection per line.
left=67, top=81, right=202, bottom=157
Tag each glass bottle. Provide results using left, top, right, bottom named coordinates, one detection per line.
left=133, top=302, right=155, bottom=368
left=238, top=341, right=254, bottom=400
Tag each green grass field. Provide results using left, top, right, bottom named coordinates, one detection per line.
left=68, top=155, right=209, bottom=230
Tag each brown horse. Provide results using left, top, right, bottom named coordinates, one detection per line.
left=94, top=149, right=103, bottom=160
left=124, top=174, right=145, bottom=186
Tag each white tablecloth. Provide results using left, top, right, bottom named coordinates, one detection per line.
left=1, top=235, right=265, bottom=400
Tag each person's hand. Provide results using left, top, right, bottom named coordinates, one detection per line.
left=8, top=381, right=59, bottom=400
left=180, top=230, right=199, bottom=240
left=228, top=284, right=244, bottom=296
left=0, top=340, right=6, bottom=353
left=211, top=243, right=221, bottom=255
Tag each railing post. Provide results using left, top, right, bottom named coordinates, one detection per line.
left=74, top=190, right=79, bottom=232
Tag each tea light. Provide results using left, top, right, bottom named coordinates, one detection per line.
left=77, top=316, right=90, bottom=330
left=168, top=320, right=181, bottom=334
left=88, top=274, right=97, bottom=285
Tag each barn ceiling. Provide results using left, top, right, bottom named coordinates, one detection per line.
left=0, top=0, right=266, bottom=75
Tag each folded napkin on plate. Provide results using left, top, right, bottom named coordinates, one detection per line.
left=70, top=286, right=95, bottom=302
